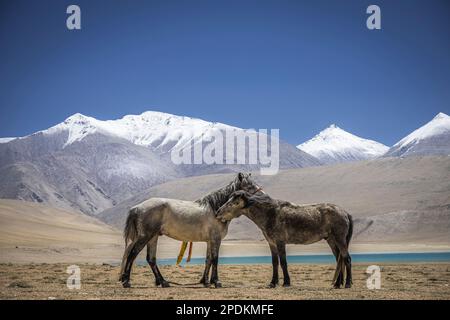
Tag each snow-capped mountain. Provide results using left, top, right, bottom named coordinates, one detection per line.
left=37, top=111, right=319, bottom=169
left=43, top=111, right=238, bottom=152
left=0, top=111, right=319, bottom=215
left=297, top=124, right=389, bottom=164
left=385, top=112, right=450, bottom=157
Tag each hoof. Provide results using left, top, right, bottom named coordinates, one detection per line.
left=333, top=284, right=342, bottom=289
left=345, top=283, right=352, bottom=289
left=200, top=278, right=211, bottom=287
left=122, top=281, right=131, bottom=288
left=214, top=282, right=222, bottom=288
left=268, top=282, right=277, bottom=288
left=161, top=281, right=170, bottom=288
left=282, top=283, right=291, bottom=287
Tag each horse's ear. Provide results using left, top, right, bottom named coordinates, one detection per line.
left=248, top=173, right=252, bottom=176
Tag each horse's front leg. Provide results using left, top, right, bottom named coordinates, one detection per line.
left=268, top=243, right=279, bottom=288
left=277, top=241, right=290, bottom=287
left=209, top=238, right=222, bottom=288
left=200, top=241, right=212, bottom=287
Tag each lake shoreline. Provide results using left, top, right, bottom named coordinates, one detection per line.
left=134, top=251, right=450, bottom=266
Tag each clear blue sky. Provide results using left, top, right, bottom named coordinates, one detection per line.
left=0, top=0, right=449, bottom=146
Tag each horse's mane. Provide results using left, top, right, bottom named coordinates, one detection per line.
left=195, top=178, right=240, bottom=211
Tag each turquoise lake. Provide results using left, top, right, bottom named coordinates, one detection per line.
left=136, top=251, right=450, bottom=266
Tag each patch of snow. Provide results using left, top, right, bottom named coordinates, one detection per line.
left=0, top=137, right=16, bottom=143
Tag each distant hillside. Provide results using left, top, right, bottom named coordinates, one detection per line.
left=0, top=199, right=124, bottom=263
left=99, top=156, right=450, bottom=243
left=0, top=199, right=120, bottom=247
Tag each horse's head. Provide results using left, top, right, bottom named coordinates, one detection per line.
left=216, top=190, right=250, bottom=222
left=235, top=172, right=263, bottom=194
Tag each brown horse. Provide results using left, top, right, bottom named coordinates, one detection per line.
left=216, top=190, right=353, bottom=288
left=119, top=173, right=261, bottom=288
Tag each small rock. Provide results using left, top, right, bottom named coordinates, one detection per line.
left=8, top=281, right=32, bottom=288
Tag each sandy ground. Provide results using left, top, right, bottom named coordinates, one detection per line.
left=0, top=263, right=449, bottom=300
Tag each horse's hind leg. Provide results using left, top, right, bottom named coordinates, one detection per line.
left=327, top=239, right=344, bottom=288
left=119, top=242, right=137, bottom=287
left=120, top=236, right=149, bottom=288
left=268, top=243, right=279, bottom=288
left=146, top=236, right=170, bottom=288
left=344, top=254, right=352, bottom=288
left=276, top=241, right=290, bottom=287
left=335, top=238, right=352, bottom=288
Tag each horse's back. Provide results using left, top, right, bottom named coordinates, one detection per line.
left=290, top=202, right=348, bottom=217
left=132, top=197, right=211, bottom=219
left=277, top=201, right=350, bottom=244
left=279, top=202, right=350, bottom=230
left=132, top=197, right=170, bottom=212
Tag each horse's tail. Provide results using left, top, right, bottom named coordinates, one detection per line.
left=124, top=207, right=139, bottom=246
left=346, top=213, right=353, bottom=247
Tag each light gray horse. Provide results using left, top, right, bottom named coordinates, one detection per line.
left=119, top=173, right=261, bottom=288
left=216, top=190, right=353, bottom=288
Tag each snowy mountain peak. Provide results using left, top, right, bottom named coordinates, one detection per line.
left=385, top=112, right=450, bottom=157
left=297, top=125, right=388, bottom=164
left=393, top=112, right=450, bottom=148
left=63, top=112, right=96, bottom=124
left=318, top=124, right=349, bottom=136
left=433, top=112, right=449, bottom=120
